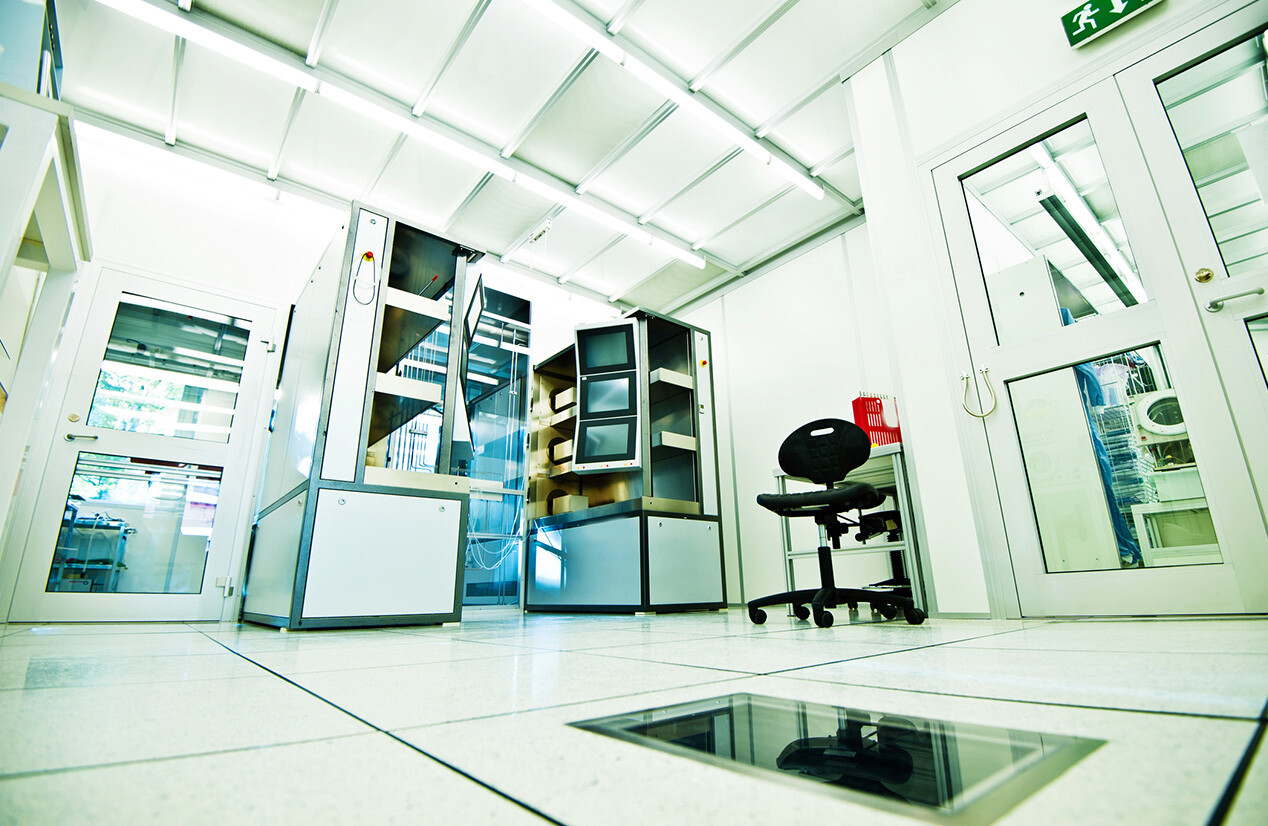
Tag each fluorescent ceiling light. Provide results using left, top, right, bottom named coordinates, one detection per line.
left=518, top=0, right=625, bottom=63
left=94, top=0, right=318, bottom=92
left=621, top=55, right=823, bottom=199
left=1030, top=144, right=1144, bottom=304
left=317, top=82, right=515, bottom=180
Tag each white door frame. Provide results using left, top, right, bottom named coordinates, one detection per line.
left=4, top=265, right=278, bottom=622
left=930, top=5, right=1268, bottom=616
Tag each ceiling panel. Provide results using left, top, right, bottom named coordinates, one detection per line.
left=705, top=0, right=922, bottom=126
left=320, top=0, right=480, bottom=105
left=767, top=84, right=852, bottom=169
left=567, top=236, right=674, bottom=297
left=620, top=259, right=727, bottom=310
left=365, top=137, right=488, bottom=230
left=650, top=151, right=790, bottom=244
left=425, top=1, right=587, bottom=148
left=446, top=175, right=556, bottom=254
left=196, top=0, right=326, bottom=55
left=817, top=152, right=862, bottom=202
left=573, top=0, right=629, bottom=26
left=58, top=1, right=175, bottom=134
left=175, top=45, right=298, bottom=171
left=707, top=189, right=848, bottom=266
left=584, top=108, right=731, bottom=217
left=618, top=0, right=777, bottom=82
left=278, top=94, right=400, bottom=200
left=515, top=58, right=664, bottom=187
left=503, top=210, right=620, bottom=277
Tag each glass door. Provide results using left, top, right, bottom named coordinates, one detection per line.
left=8, top=269, right=273, bottom=621
left=934, top=6, right=1268, bottom=615
left=1117, top=10, right=1268, bottom=611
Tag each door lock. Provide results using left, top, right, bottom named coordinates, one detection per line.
left=1194, top=267, right=1214, bottom=283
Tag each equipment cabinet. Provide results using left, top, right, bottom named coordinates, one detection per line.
left=524, top=310, right=725, bottom=612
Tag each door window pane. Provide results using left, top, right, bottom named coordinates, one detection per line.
left=1250, top=314, right=1268, bottom=387
left=962, top=120, right=1148, bottom=344
left=47, top=453, right=222, bottom=594
left=86, top=295, right=250, bottom=442
left=1156, top=32, right=1268, bottom=278
left=1010, top=344, right=1222, bottom=572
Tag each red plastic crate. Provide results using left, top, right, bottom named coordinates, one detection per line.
left=853, top=395, right=902, bottom=446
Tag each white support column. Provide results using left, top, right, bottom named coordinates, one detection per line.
left=846, top=55, right=990, bottom=616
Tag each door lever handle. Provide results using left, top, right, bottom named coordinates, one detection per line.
left=64, top=434, right=99, bottom=441
left=961, top=367, right=998, bottom=419
left=1205, top=287, right=1265, bottom=312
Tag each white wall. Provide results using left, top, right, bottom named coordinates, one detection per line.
left=681, top=226, right=899, bottom=603
left=895, top=0, right=1226, bottom=163
left=75, top=124, right=346, bottom=306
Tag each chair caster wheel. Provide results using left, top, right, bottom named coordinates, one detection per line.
left=846, top=602, right=859, bottom=612
left=793, top=604, right=810, bottom=621
left=904, top=608, right=927, bottom=626
left=813, top=610, right=834, bottom=628
left=877, top=604, right=898, bottom=620
left=749, top=608, right=767, bottom=625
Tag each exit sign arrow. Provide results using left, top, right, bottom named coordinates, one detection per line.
left=1063, top=0, right=1164, bottom=48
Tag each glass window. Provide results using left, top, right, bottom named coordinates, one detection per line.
left=1156, top=31, right=1268, bottom=279
left=962, top=120, right=1148, bottom=344
left=86, top=295, right=250, bottom=443
left=47, top=453, right=222, bottom=594
left=1010, top=344, right=1222, bottom=572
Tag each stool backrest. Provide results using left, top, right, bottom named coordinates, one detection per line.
left=777, top=419, right=872, bottom=485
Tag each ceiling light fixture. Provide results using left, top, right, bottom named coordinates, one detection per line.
left=1029, top=144, right=1144, bottom=304
left=316, top=82, right=516, bottom=180
left=514, top=0, right=823, bottom=200
left=95, top=0, right=704, bottom=270
left=519, top=0, right=626, bottom=62
left=94, top=0, right=319, bottom=92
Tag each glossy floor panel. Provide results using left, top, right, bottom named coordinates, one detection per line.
left=0, top=608, right=1264, bottom=824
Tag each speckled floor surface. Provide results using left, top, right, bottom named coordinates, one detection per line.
left=1, top=608, right=1264, bottom=824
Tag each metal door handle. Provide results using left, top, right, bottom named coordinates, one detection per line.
left=64, top=434, right=98, bottom=441
left=961, top=367, right=998, bottom=418
left=1205, top=287, right=1265, bottom=312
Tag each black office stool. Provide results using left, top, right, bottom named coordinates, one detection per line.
left=746, top=419, right=926, bottom=628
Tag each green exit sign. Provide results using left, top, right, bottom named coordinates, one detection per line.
left=1063, top=0, right=1164, bottom=48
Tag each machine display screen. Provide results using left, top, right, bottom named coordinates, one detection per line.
left=582, top=374, right=635, bottom=417
left=578, top=325, right=636, bottom=373
left=578, top=419, right=636, bottom=463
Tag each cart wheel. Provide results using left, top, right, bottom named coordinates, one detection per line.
left=903, top=608, right=927, bottom=626
left=793, top=604, right=810, bottom=620
left=877, top=603, right=898, bottom=620
left=813, top=609, right=834, bottom=628
left=749, top=607, right=767, bottom=625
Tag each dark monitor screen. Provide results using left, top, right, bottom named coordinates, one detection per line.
left=580, top=373, right=636, bottom=418
left=578, top=325, right=636, bottom=373
left=464, top=277, right=485, bottom=342
left=577, top=419, right=636, bottom=463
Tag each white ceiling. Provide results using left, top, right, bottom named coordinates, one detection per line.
left=54, top=0, right=954, bottom=313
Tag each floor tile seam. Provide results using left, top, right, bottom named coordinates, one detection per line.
left=0, top=665, right=314, bottom=695
left=0, top=732, right=371, bottom=783
left=947, top=643, right=1268, bottom=657
left=551, top=648, right=768, bottom=676
left=388, top=675, right=759, bottom=732
left=1206, top=716, right=1267, bottom=825
left=194, top=630, right=568, bottom=826
left=242, top=651, right=565, bottom=678
left=776, top=672, right=1268, bottom=724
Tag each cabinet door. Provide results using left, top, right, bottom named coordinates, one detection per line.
left=301, top=489, right=463, bottom=619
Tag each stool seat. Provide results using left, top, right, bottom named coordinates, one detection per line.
left=756, top=483, right=883, bottom=518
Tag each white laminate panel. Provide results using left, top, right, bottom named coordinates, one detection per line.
left=302, top=489, right=462, bottom=618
